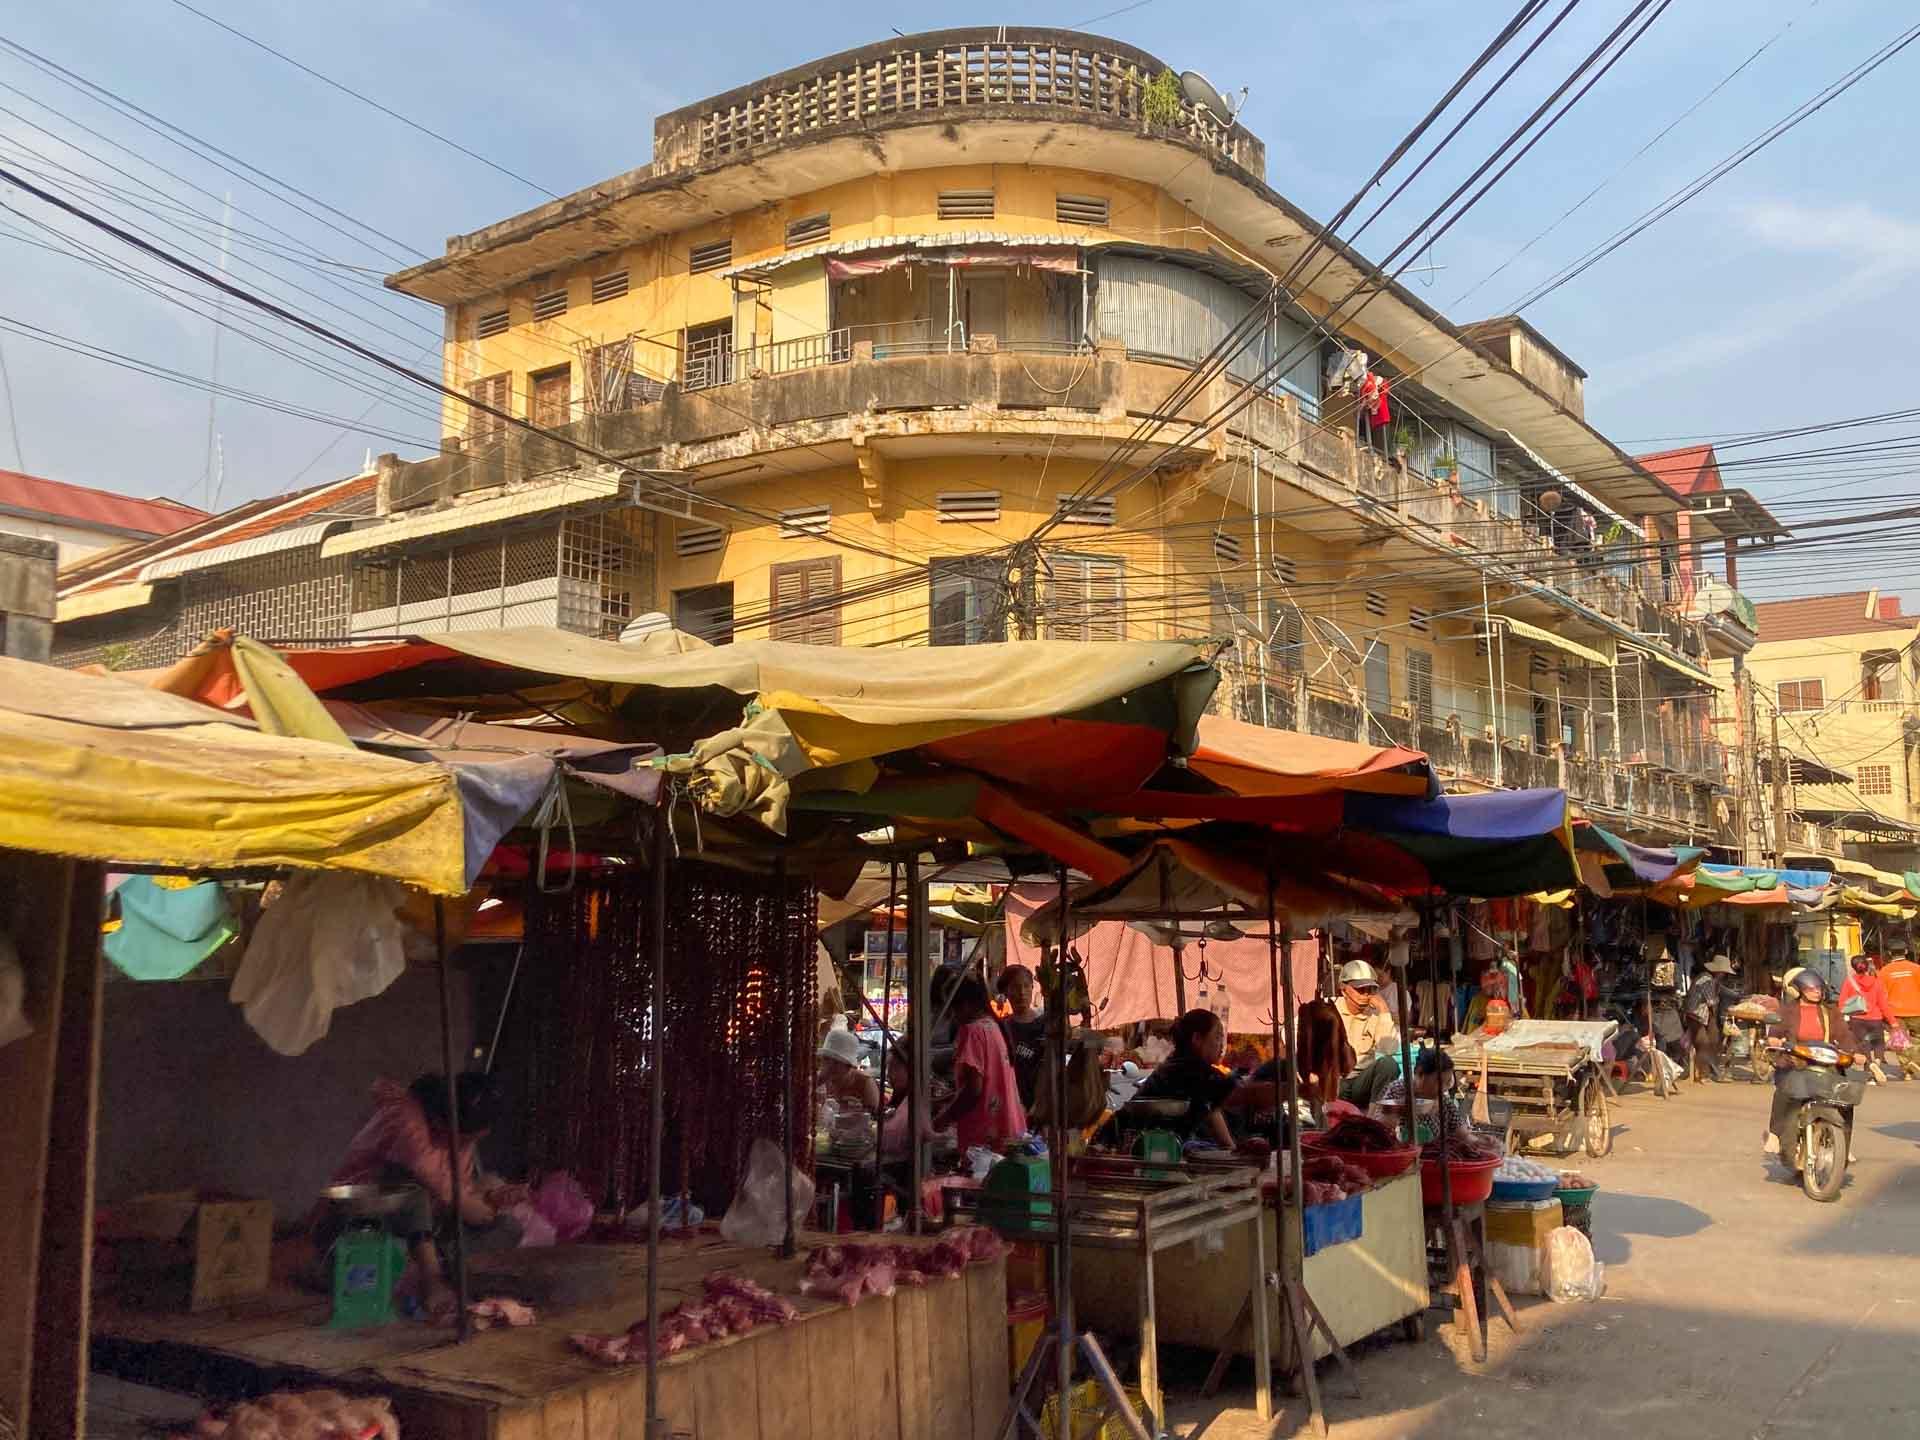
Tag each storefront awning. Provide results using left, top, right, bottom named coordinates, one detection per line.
left=320, top=474, right=623, bottom=557
left=1621, top=642, right=1726, bottom=692
left=55, top=581, right=153, bottom=623
left=1494, top=616, right=1614, bottom=668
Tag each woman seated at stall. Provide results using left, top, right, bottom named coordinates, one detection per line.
left=1131, top=1009, right=1277, bottom=1151
left=817, top=1028, right=882, bottom=1116
left=323, top=1072, right=522, bottom=1317
left=1369, top=1047, right=1470, bottom=1135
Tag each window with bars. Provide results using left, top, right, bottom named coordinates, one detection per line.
left=682, top=319, right=733, bottom=390
left=769, top=556, right=841, bottom=645
left=466, top=372, right=510, bottom=445
left=785, top=213, right=830, bottom=248
left=1045, top=554, right=1125, bottom=641
left=532, top=288, right=569, bottom=322
left=936, top=491, right=1001, bottom=524
left=1860, top=763, right=1894, bottom=797
left=1363, top=641, right=1391, bottom=712
left=688, top=238, right=733, bottom=274
left=930, top=556, right=1007, bottom=646
left=1053, top=493, right=1115, bottom=526
left=675, top=523, right=726, bottom=558
left=1364, top=590, right=1388, bottom=618
left=529, top=365, right=571, bottom=429
left=1406, top=650, right=1434, bottom=724
left=1212, top=528, right=1243, bottom=565
left=474, top=308, right=509, bottom=339
left=1055, top=193, right=1110, bottom=227
left=1777, top=678, right=1824, bottom=712
left=938, top=189, right=995, bottom=220
left=591, top=270, right=630, bottom=304
left=674, top=582, right=735, bottom=645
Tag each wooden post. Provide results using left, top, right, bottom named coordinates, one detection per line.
left=776, top=856, right=796, bottom=1258
left=645, top=806, right=671, bottom=1438
left=434, top=898, right=470, bottom=1344
left=1052, top=862, right=1075, bottom=1416
left=872, top=859, right=899, bottom=1234
left=906, top=853, right=929, bottom=1234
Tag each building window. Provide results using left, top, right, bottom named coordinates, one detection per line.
left=935, top=491, right=1001, bottom=524
left=938, top=189, right=995, bottom=220
left=688, top=238, right=732, bottom=275
left=529, top=365, right=571, bottom=429
left=785, top=213, right=830, bottom=248
left=531, top=287, right=569, bottom=322
left=1777, top=678, right=1824, bottom=712
left=673, top=582, right=735, bottom=645
left=929, top=556, right=1007, bottom=646
left=769, top=556, right=841, bottom=645
left=1052, top=493, right=1116, bottom=527
left=682, top=319, right=733, bottom=390
left=1270, top=603, right=1304, bottom=675
left=591, top=270, right=630, bottom=304
left=1045, top=554, right=1125, bottom=641
left=1860, top=763, right=1894, bottom=797
left=1363, top=641, right=1390, bottom=713
left=1056, top=194, right=1110, bottom=227
left=777, top=504, right=832, bottom=539
left=1208, top=578, right=1249, bottom=640
left=474, top=308, right=510, bottom=339
left=1862, top=651, right=1900, bottom=702
left=1406, top=650, right=1434, bottom=724
left=465, top=371, right=510, bottom=445
left=674, top=523, right=725, bottom=559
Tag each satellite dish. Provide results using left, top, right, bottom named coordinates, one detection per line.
left=618, top=611, right=673, bottom=644
left=1180, top=70, right=1236, bottom=123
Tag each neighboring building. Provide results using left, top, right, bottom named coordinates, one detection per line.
left=0, top=469, right=205, bottom=566
left=0, top=533, right=57, bottom=662
left=52, top=29, right=1761, bottom=850
left=1731, top=590, right=1920, bottom=867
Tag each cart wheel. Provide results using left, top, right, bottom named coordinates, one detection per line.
left=1582, top=1077, right=1612, bottom=1158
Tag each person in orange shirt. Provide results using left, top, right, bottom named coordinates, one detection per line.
left=1877, top=946, right=1920, bottom=1079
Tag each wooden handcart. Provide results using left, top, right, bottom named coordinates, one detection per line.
left=1447, top=1019, right=1619, bottom=1159
left=1725, top=1000, right=1779, bottom=1084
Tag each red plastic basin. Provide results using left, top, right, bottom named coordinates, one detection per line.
left=1419, top=1156, right=1500, bottom=1207
left=1302, top=1135, right=1419, bottom=1181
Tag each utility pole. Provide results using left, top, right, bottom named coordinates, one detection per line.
left=1770, top=705, right=1788, bottom=868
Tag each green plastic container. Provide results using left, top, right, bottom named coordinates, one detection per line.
left=330, top=1224, right=408, bottom=1328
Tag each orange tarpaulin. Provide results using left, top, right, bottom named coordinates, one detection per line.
left=1184, top=717, right=1433, bottom=798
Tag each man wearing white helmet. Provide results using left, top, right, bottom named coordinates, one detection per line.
left=1334, top=959, right=1402, bottom=1108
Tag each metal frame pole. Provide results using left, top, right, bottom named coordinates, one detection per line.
left=906, top=853, right=929, bottom=1234
left=1396, top=916, right=1419, bottom=1146
left=434, top=898, right=471, bottom=1343
left=777, top=856, right=796, bottom=1258
left=645, top=805, right=671, bottom=1436
left=873, top=859, right=899, bottom=1233
left=1052, top=862, right=1076, bottom=1415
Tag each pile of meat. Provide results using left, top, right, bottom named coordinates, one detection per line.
left=466, top=1298, right=537, bottom=1331
left=800, top=1227, right=1008, bottom=1308
left=192, top=1390, right=397, bottom=1440
left=1311, top=1114, right=1405, bottom=1153
left=569, top=1272, right=798, bottom=1365
left=1421, top=1128, right=1504, bottom=1164
left=1270, top=1154, right=1372, bottom=1207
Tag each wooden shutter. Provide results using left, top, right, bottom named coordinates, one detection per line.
left=1046, top=555, right=1125, bottom=641
left=1271, top=603, right=1304, bottom=675
left=1406, top=650, right=1434, bottom=724
left=530, top=365, right=570, bottom=428
left=769, top=556, right=841, bottom=645
left=466, top=372, right=510, bottom=445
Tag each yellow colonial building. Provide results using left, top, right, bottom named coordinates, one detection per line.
left=54, top=29, right=1764, bottom=849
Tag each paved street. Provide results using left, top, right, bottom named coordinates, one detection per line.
left=1174, top=1073, right=1920, bottom=1439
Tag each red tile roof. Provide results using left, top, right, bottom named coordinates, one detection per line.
left=1752, top=591, right=1915, bottom=644
left=0, top=469, right=206, bottom=537
left=1635, top=445, right=1720, bottom=496
left=162, top=473, right=376, bottom=561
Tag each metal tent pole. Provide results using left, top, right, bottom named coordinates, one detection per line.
left=873, top=859, right=900, bottom=1234
left=777, top=856, right=796, bottom=1258
left=1396, top=916, right=1420, bottom=1147
left=434, top=898, right=471, bottom=1344
left=1052, top=862, right=1075, bottom=1414
left=645, top=806, right=671, bottom=1437
left=907, top=853, right=929, bottom=1234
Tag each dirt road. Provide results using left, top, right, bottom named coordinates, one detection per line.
left=1170, top=1073, right=1920, bottom=1439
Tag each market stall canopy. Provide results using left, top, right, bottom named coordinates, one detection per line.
left=1572, top=821, right=1705, bottom=896
left=0, top=657, right=468, bottom=894
left=1656, top=863, right=1834, bottom=909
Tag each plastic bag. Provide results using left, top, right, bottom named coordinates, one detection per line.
left=533, top=1172, right=594, bottom=1242
left=966, top=1145, right=1000, bottom=1180
left=228, top=873, right=408, bottom=1055
left=509, top=1203, right=559, bottom=1249
left=1544, top=1225, right=1605, bottom=1302
left=719, top=1138, right=816, bottom=1247
left=1888, top=1023, right=1910, bottom=1053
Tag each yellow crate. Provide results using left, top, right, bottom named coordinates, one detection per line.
left=1485, top=1199, right=1563, bottom=1248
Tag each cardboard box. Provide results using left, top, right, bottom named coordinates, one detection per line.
left=101, top=1190, right=274, bottom=1311
left=1484, top=1198, right=1563, bottom=1249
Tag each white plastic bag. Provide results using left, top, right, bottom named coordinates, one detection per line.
left=229, top=873, right=409, bottom=1055
left=719, top=1138, right=816, bottom=1247
left=1544, top=1225, right=1605, bottom=1302
left=0, top=930, right=29, bottom=1051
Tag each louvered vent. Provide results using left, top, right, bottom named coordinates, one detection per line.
left=474, top=309, right=509, bottom=339
left=1053, top=493, right=1115, bottom=526
left=937, top=491, right=1001, bottom=524
left=688, top=238, right=733, bottom=274
left=532, top=289, right=568, bottom=322
left=785, top=213, right=830, bottom=248
left=1212, top=528, right=1243, bottom=564
left=1055, top=193, right=1110, bottom=227
left=778, top=504, right=831, bottom=538
left=1270, top=555, right=1297, bottom=585
left=591, top=270, right=630, bottom=304
left=1531, top=652, right=1550, bottom=675
left=676, top=524, right=725, bottom=558
left=1409, top=605, right=1432, bottom=634
left=1364, top=590, right=1388, bottom=618
left=938, top=189, right=996, bottom=220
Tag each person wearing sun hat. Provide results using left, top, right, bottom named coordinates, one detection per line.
left=818, top=1026, right=880, bottom=1115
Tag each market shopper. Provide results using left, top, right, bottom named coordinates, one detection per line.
left=1462, top=964, right=1507, bottom=1032
left=818, top=1028, right=882, bottom=1114
left=1137, top=1008, right=1277, bottom=1149
left=324, top=1072, right=521, bottom=1318
left=1685, top=955, right=1737, bottom=1082
left=933, top=977, right=1028, bottom=1152
left=1764, top=970, right=1864, bottom=1161
left=1839, top=955, right=1901, bottom=1083
left=1333, top=960, right=1401, bottom=1108
left=997, top=963, right=1049, bottom=1107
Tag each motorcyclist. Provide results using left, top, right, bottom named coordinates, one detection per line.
left=1763, top=969, right=1863, bottom=1164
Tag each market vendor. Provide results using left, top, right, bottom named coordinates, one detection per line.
left=324, top=1072, right=521, bottom=1318
left=998, top=963, right=1049, bottom=1107
left=1333, top=961, right=1401, bottom=1108
left=1371, top=1047, right=1469, bottom=1134
left=818, top=1028, right=882, bottom=1115
left=1135, top=1008, right=1278, bottom=1149
left=1461, top=964, right=1507, bottom=1031
left=933, top=977, right=1028, bottom=1152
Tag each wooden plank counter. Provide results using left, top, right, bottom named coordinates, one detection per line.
left=92, top=1234, right=1008, bottom=1440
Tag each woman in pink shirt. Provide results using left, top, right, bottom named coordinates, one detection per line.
left=935, top=977, right=1028, bottom=1151
left=1839, top=956, right=1900, bottom=1083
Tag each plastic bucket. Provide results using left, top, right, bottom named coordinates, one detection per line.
left=1419, top=1156, right=1499, bottom=1207
left=1007, top=1291, right=1049, bottom=1386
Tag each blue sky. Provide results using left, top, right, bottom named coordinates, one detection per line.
left=0, top=0, right=1913, bottom=601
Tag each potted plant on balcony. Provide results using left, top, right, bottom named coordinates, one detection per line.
left=1142, top=69, right=1183, bottom=130
left=1431, top=448, right=1458, bottom=481
left=1391, top=422, right=1413, bottom=468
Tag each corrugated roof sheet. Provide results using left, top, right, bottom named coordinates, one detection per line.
left=1752, top=591, right=1916, bottom=643
left=0, top=469, right=206, bottom=536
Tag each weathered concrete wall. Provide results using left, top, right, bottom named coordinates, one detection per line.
left=0, top=534, right=56, bottom=662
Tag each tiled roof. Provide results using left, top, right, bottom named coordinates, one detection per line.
left=1635, top=445, right=1719, bottom=496
left=160, top=474, right=376, bottom=562
left=0, top=469, right=207, bottom=536
left=1752, top=591, right=1915, bottom=644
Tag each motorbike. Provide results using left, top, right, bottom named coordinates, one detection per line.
left=1770, top=1041, right=1867, bottom=1202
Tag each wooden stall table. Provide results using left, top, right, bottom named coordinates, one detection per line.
left=1423, top=1199, right=1517, bottom=1364
left=91, top=1232, right=1008, bottom=1440
left=949, top=1157, right=1270, bottom=1429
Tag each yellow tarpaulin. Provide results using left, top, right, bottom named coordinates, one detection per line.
left=1497, top=616, right=1615, bottom=669
left=0, top=658, right=467, bottom=894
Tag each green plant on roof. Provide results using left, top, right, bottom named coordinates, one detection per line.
left=1143, top=69, right=1183, bottom=129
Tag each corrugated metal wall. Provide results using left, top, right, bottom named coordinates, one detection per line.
left=1093, top=255, right=1322, bottom=415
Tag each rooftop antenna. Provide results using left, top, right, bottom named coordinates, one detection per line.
left=1179, top=70, right=1246, bottom=126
